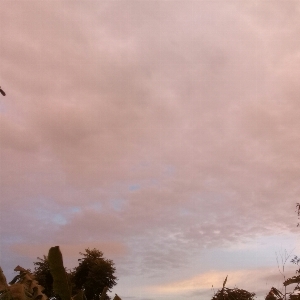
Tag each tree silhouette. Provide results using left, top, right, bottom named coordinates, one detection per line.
left=72, top=249, right=117, bottom=300
left=32, top=248, right=117, bottom=300
left=33, top=255, right=56, bottom=299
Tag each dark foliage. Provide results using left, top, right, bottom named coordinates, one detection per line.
left=212, top=287, right=256, bottom=300
left=265, top=287, right=283, bottom=300
left=33, top=255, right=72, bottom=299
left=72, top=249, right=117, bottom=300
left=33, top=249, right=117, bottom=300
left=33, top=256, right=56, bottom=298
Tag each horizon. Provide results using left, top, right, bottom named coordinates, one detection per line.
left=1, top=1, right=300, bottom=300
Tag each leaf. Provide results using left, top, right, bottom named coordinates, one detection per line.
left=8, top=284, right=27, bottom=300
left=223, top=275, right=228, bottom=288
left=99, top=287, right=108, bottom=300
left=9, top=275, right=21, bottom=285
left=271, top=287, right=283, bottom=298
left=284, top=275, right=300, bottom=286
left=113, top=294, right=121, bottom=300
left=0, top=268, right=9, bottom=293
left=14, top=266, right=27, bottom=273
left=72, top=290, right=85, bottom=300
left=48, top=246, right=71, bottom=300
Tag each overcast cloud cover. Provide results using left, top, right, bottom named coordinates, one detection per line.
left=1, top=1, right=300, bottom=299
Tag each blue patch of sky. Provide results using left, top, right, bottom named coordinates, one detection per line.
left=52, top=214, right=67, bottom=225
left=110, top=198, right=125, bottom=212
left=69, top=206, right=81, bottom=213
left=32, top=197, right=79, bottom=226
left=35, top=206, right=67, bottom=225
left=129, top=184, right=141, bottom=192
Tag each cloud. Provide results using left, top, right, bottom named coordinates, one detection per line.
left=1, top=1, right=300, bottom=298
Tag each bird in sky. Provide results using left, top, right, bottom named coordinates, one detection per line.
left=0, top=87, right=6, bottom=96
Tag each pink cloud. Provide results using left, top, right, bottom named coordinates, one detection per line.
left=1, top=1, right=300, bottom=299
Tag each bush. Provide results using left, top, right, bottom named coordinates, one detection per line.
left=212, top=287, right=256, bottom=300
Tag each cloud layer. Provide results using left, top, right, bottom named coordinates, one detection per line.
left=1, top=1, right=300, bottom=299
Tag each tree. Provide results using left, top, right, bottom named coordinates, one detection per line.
left=32, top=248, right=117, bottom=300
left=72, top=249, right=117, bottom=300
left=33, top=255, right=56, bottom=299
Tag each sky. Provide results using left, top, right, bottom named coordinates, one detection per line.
left=1, top=1, right=300, bottom=300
